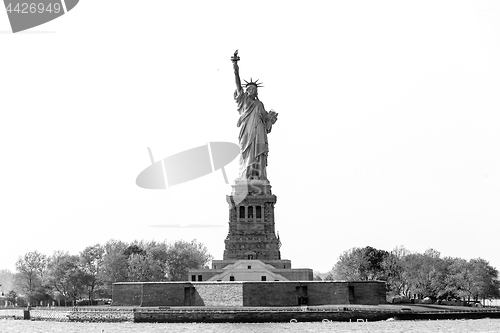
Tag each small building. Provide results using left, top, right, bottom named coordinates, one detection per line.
left=189, top=259, right=312, bottom=282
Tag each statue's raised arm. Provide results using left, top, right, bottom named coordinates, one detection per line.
left=231, top=50, right=242, bottom=94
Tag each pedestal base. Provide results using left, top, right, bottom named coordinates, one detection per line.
left=231, top=179, right=272, bottom=196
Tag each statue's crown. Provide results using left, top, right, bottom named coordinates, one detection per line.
left=244, top=78, right=264, bottom=88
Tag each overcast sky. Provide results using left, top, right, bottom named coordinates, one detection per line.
left=1, top=0, right=499, bottom=274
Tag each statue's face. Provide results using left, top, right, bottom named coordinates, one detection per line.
left=246, top=85, right=257, bottom=98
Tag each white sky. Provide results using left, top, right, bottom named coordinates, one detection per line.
left=1, top=1, right=499, bottom=275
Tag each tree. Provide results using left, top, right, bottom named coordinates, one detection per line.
left=99, top=240, right=129, bottom=295
left=6, top=290, right=19, bottom=306
left=382, top=246, right=412, bottom=297
left=471, top=258, right=500, bottom=301
left=328, top=245, right=500, bottom=302
left=127, top=252, right=166, bottom=282
left=99, top=239, right=212, bottom=286
left=14, top=250, right=48, bottom=305
left=327, top=246, right=388, bottom=281
left=46, top=252, right=86, bottom=305
left=445, top=257, right=473, bottom=301
left=401, top=249, right=449, bottom=299
left=447, top=258, right=500, bottom=302
left=327, top=247, right=365, bottom=280
left=123, top=244, right=145, bottom=257
left=79, top=244, right=104, bottom=303
left=126, top=240, right=169, bottom=282
left=0, top=269, right=14, bottom=294
left=165, top=240, right=213, bottom=281
left=362, top=246, right=389, bottom=280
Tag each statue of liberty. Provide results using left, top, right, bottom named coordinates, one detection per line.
left=231, top=50, right=278, bottom=181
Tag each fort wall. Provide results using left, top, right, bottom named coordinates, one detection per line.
left=112, top=281, right=386, bottom=307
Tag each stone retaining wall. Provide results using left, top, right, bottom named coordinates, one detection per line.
left=113, top=281, right=386, bottom=307
left=0, top=309, right=24, bottom=319
left=1, top=308, right=134, bottom=322
left=4, top=307, right=500, bottom=323
left=30, top=309, right=71, bottom=321
left=68, top=308, right=134, bottom=322
left=133, top=308, right=394, bottom=323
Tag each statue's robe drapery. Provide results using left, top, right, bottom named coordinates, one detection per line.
left=234, top=89, right=273, bottom=180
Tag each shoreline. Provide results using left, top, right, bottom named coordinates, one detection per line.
left=2, top=305, right=500, bottom=323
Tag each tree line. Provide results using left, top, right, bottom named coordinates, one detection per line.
left=3, top=239, right=212, bottom=306
left=4, top=241, right=498, bottom=306
left=326, top=246, right=500, bottom=303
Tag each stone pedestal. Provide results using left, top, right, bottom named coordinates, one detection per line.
left=188, top=178, right=313, bottom=282
left=224, top=179, right=281, bottom=261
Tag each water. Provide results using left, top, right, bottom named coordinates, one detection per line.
left=2, top=319, right=500, bottom=333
